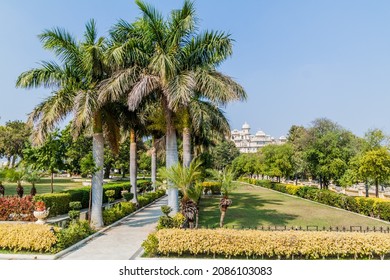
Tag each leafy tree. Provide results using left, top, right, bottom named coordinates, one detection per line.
left=358, top=148, right=390, bottom=197
left=210, top=140, right=240, bottom=170
left=231, top=153, right=263, bottom=178
left=304, top=118, right=357, bottom=188
left=23, top=130, right=66, bottom=193
left=0, top=121, right=31, bottom=168
left=262, top=144, right=294, bottom=182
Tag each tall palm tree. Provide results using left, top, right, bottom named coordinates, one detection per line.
left=100, top=0, right=246, bottom=213
left=16, top=20, right=118, bottom=228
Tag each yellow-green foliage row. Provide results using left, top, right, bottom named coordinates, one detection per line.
left=0, top=224, right=57, bottom=253
left=153, top=229, right=390, bottom=259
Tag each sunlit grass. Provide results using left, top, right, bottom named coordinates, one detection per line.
left=198, top=183, right=390, bottom=228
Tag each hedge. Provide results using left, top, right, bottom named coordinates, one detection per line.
left=240, top=178, right=390, bottom=222
left=201, top=182, right=221, bottom=195
left=34, top=193, right=71, bottom=217
left=0, top=224, right=57, bottom=253
left=143, top=228, right=390, bottom=259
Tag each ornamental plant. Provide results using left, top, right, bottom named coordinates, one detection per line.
left=35, top=200, right=46, bottom=211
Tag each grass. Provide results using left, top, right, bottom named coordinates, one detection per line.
left=198, top=183, right=390, bottom=228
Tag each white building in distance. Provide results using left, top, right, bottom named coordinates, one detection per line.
left=231, top=122, right=287, bottom=153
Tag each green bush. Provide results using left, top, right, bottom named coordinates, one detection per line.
left=34, top=193, right=71, bottom=217
left=142, top=233, right=159, bottom=257
left=65, top=188, right=90, bottom=208
left=123, top=192, right=134, bottom=201
left=102, top=201, right=136, bottom=225
left=54, top=220, right=95, bottom=252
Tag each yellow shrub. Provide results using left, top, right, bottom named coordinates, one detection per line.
left=285, top=184, right=303, bottom=195
left=0, top=223, right=57, bottom=253
left=153, top=229, right=390, bottom=259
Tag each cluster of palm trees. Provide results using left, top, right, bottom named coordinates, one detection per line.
left=16, top=0, right=246, bottom=228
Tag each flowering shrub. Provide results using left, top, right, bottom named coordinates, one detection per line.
left=145, top=229, right=390, bottom=259
left=0, top=224, right=57, bottom=252
left=0, top=195, right=35, bottom=221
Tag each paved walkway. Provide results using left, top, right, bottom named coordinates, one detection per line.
left=58, top=197, right=167, bottom=260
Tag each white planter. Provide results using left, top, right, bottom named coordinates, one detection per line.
left=33, top=209, right=50, bottom=224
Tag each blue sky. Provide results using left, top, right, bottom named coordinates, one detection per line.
left=1, top=0, right=390, bottom=138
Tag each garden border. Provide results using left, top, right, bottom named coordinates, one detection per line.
left=0, top=194, right=167, bottom=260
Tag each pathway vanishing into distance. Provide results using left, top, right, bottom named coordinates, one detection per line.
left=59, top=197, right=167, bottom=260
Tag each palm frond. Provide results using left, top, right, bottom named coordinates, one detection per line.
left=72, top=90, right=99, bottom=133
left=28, top=89, right=75, bottom=144
left=128, top=74, right=160, bottom=111
left=167, top=71, right=195, bottom=111
left=38, top=27, right=80, bottom=65
left=195, top=69, right=247, bottom=105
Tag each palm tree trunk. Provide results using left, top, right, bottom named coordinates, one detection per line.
left=220, top=209, right=226, bottom=227
left=130, top=128, right=138, bottom=204
left=166, top=106, right=179, bottom=214
left=90, top=113, right=104, bottom=229
left=183, top=127, right=192, bottom=168
left=151, top=135, right=157, bottom=192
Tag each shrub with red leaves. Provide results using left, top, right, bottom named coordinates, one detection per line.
left=0, top=195, right=35, bottom=221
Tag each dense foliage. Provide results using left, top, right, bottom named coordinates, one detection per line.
left=144, top=228, right=390, bottom=259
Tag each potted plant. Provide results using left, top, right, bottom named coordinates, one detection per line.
left=33, top=200, right=50, bottom=224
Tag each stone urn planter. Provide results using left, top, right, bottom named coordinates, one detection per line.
left=33, top=208, right=50, bottom=224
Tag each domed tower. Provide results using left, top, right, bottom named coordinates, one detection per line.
left=242, top=122, right=250, bottom=140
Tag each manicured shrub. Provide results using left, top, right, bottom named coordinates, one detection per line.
left=123, top=192, right=134, bottom=202
left=65, top=188, right=90, bottom=208
left=102, top=201, right=136, bottom=225
left=34, top=193, right=71, bottom=217
left=146, top=229, right=390, bottom=259
left=0, top=195, right=35, bottom=221
left=0, top=223, right=57, bottom=253
left=138, top=181, right=152, bottom=193
left=54, top=220, right=95, bottom=252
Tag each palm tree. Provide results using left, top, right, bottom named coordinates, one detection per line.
left=16, top=20, right=119, bottom=228
left=100, top=0, right=246, bottom=213
left=159, top=158, right=202, bottom=228
left=209, top=167, right=238, bottom=227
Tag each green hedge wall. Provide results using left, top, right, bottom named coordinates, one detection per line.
left=34, top=193, right=71, bottom=217
left=240, top=178, right=390, bottom=222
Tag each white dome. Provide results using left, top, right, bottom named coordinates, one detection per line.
left=242, top=122, right=250, bottom=129
left=256, top=130, right=266, bottom=136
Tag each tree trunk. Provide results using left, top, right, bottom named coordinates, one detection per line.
left=220, top=209, right=226, bottom=227
left=51, top=171, right=54, bottom=193
left=104, top=163, right=111, bottom=179
left=183, top=127, right=192, bottom=168
left=10, top=155, right=16, bottom=168
left=151, top=136, right=157, bottom=192
left=130, top=129, right=138, bottom=204
left=90, top=113, right=104, bottom=229
left=165, top=106, right=179, bottom=214
left=375, top=179, right=379, bottom=198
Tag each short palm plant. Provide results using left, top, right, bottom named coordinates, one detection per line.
left=6, top=169, right=24, bottom=198
left=209, top=168, right=238, bottom=227
left=158, top=158, right=202, bottom=228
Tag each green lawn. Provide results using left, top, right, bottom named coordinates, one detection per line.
left=198, top=183, right=390, bottom=228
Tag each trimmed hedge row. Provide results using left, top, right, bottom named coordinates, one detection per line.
left=103, top=189, right=166, bottom=225
left=201, top=181, right=221, bottom=195
left=33, top=182, right=131, bottom=217
left=240, top=178, right=390, bottom=222
left=144, top=228, right=390, bottom=259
